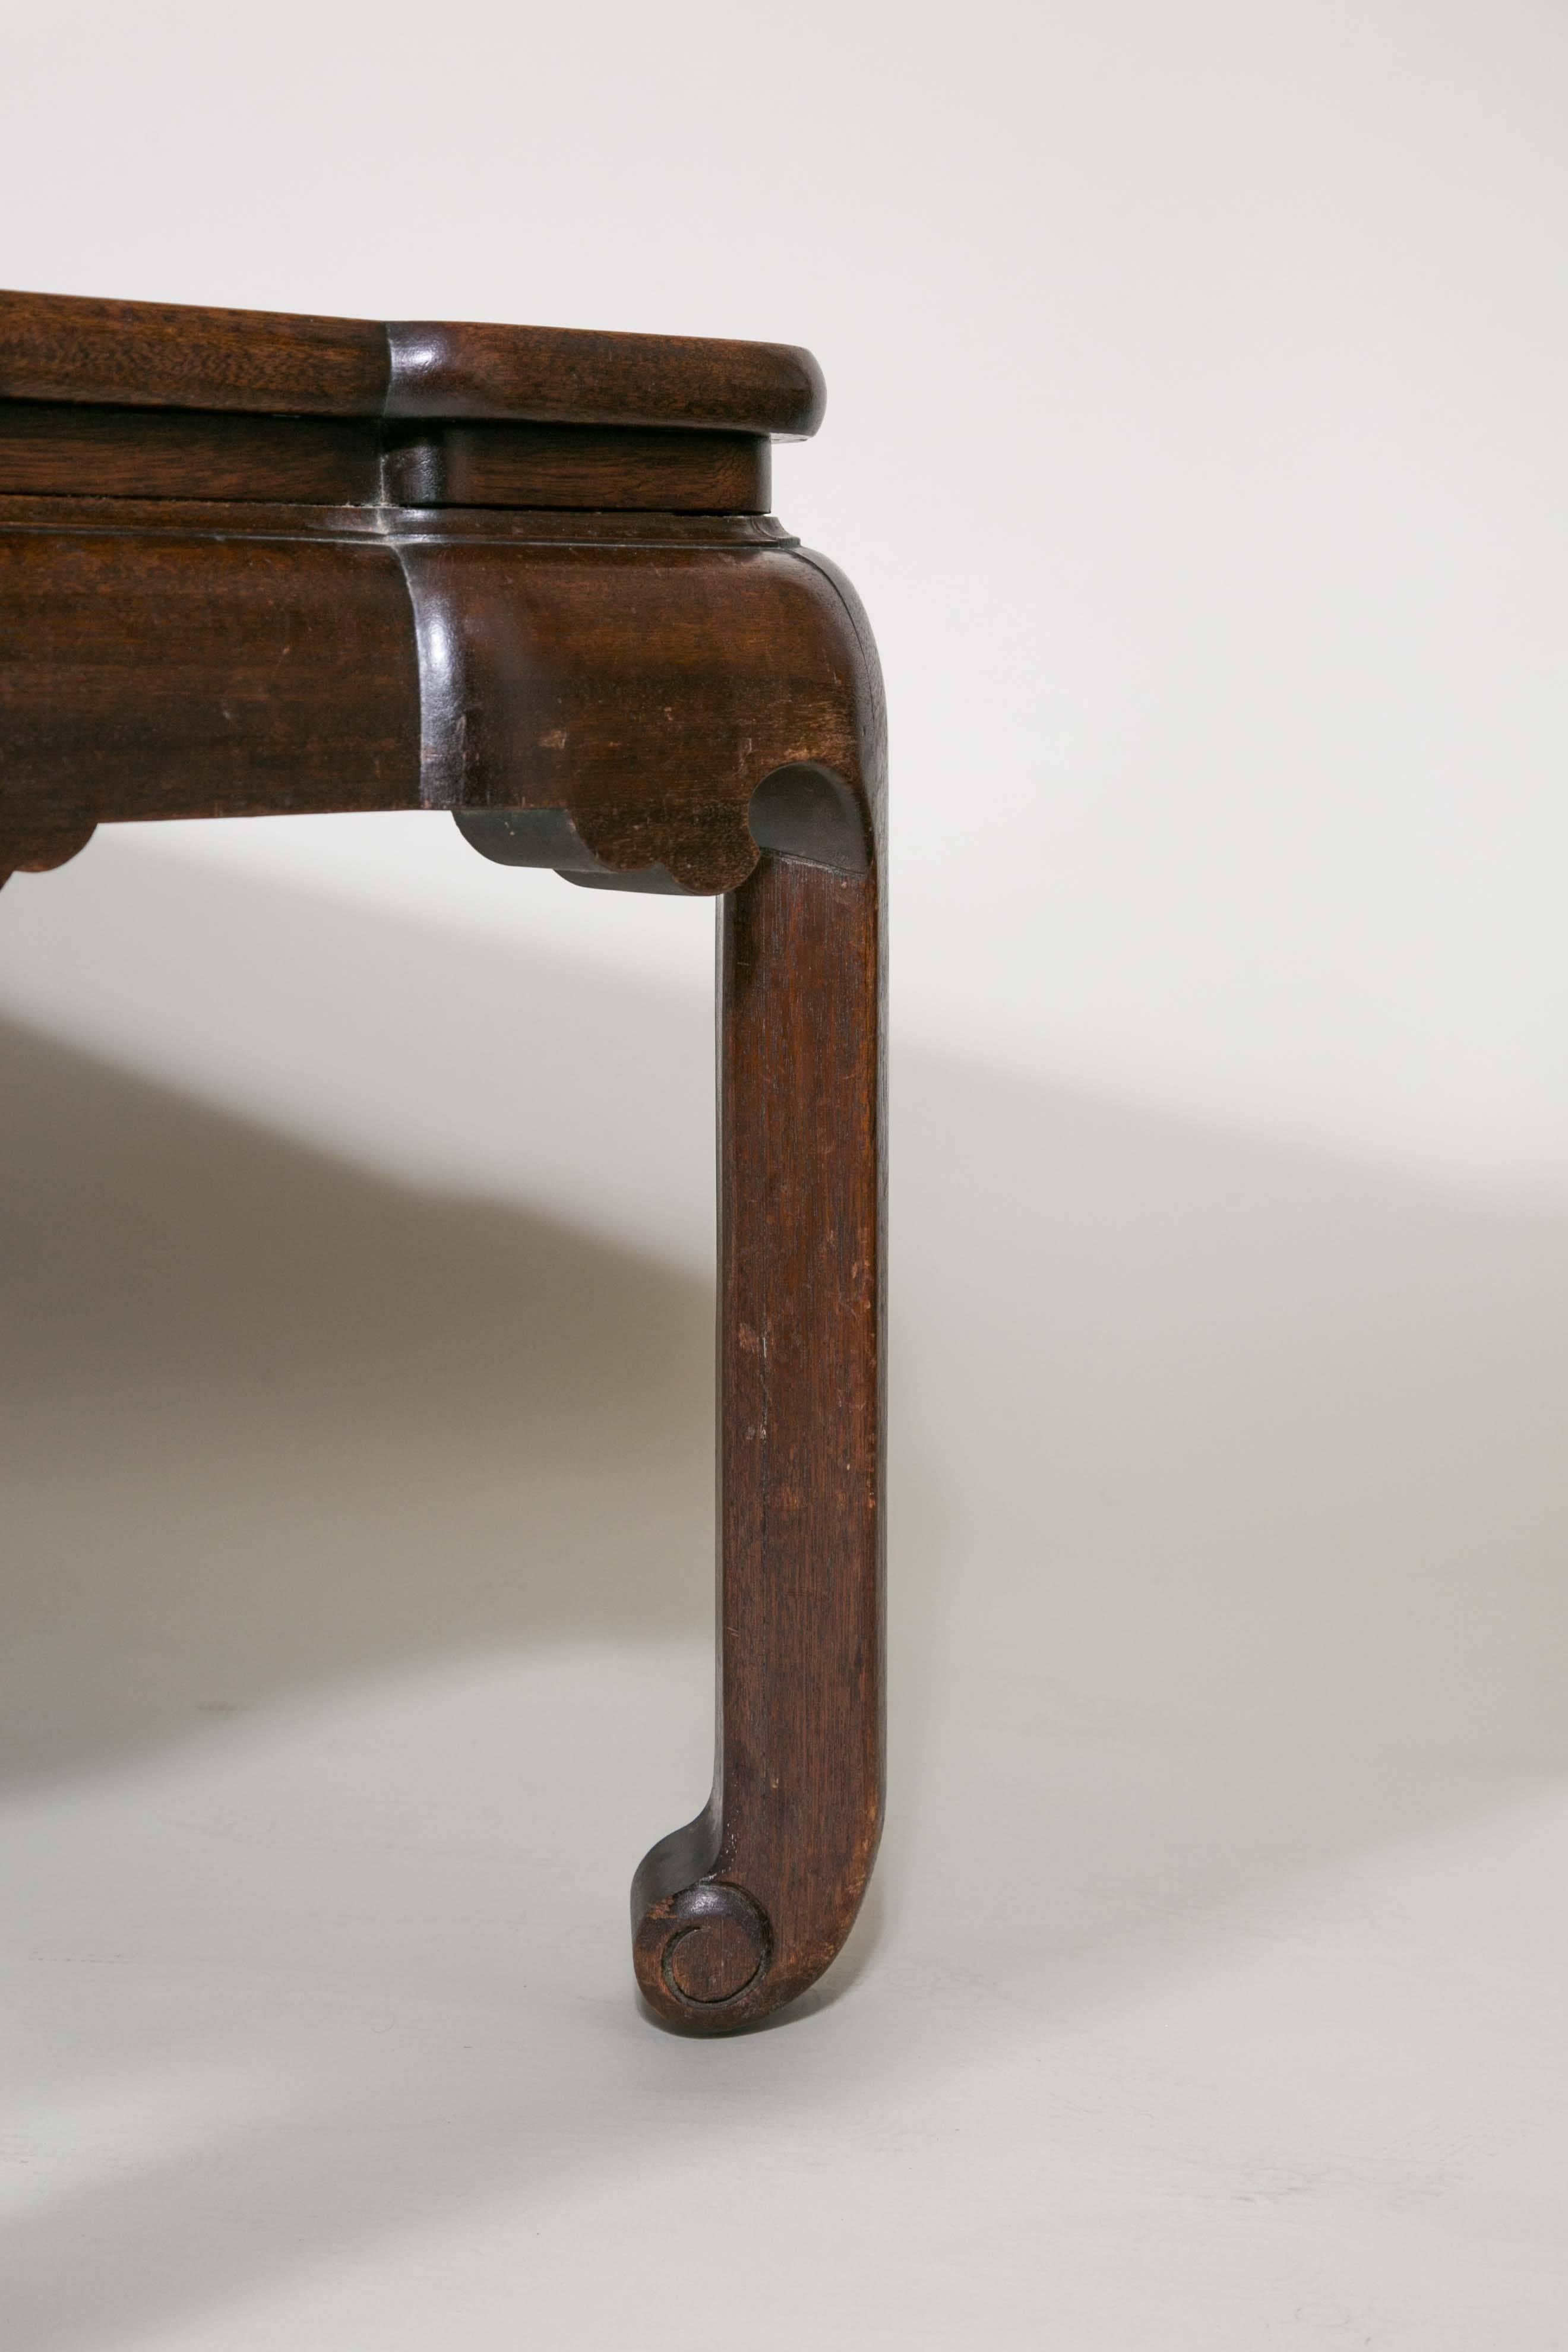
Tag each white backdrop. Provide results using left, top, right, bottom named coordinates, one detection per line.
left=2, top=6, right=1566, bottom=2348
left=6, top=0, right=1567, bottom=1184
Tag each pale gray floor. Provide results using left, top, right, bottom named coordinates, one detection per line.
left=2, top=851, right=1566, bottom=2348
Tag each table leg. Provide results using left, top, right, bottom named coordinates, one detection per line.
left=633, top=836, right=886, bottom=2031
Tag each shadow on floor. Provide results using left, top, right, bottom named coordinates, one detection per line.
left=1, top=1009, right=719, bottom=1785
left=1, top=842, right=1564, bottom=2348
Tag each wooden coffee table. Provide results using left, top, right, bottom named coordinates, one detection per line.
left=0, top=289, right=885, bottom=2034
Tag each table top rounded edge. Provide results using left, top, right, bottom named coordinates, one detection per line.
left=0, top=289, right=826, bottom=440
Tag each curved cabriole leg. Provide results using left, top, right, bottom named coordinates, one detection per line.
left=633, top=838, right=886, bottom=2032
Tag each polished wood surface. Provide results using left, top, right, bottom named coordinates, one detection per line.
left=0, top=406, right=769, bottom=511
left=0, top=402, right=380, bottom=505
left=0, top=289, right=825, bottom=436
left=0, top=511, right=864, bottom=894
left=0, top=292, right=883, bottom=2035
left=634, top=830, right=885, bottom=2029
left=379, top=423, right=769, bottom=513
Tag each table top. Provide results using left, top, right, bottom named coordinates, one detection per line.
left=0, top=288, right=825, bottom=440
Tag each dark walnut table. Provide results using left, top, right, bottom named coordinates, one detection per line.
left=0, top=288, right=885, bottom=2035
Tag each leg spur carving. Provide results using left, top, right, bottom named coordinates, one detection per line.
left=0, top=821, right=96, bottom=892
left=454, top=761, right=875, bottom=898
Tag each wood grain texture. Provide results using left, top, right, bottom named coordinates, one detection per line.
left=632, top=776, right=887, bottom=2031
left=0, top=508, right=865, bottom=901
left=628, top=551, right=887, bottom=2030
left=0, top=289, right=386, bottom=416
left=379, top=423, right=769, bottom=513
left=0, top=402, right=381, bottom=504
left=383, top=320, right=824, bottom=438
left=0, top=501, right=878, bottom=887
left=0, top=289, right=824, bottom=437
left=0, top=407, right=769, bottom=512
left=0, top=525, right=420, bottom=849
left=0, top=342, right=887, bottom=2036
left=415, top=539, right=870, bottom=890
